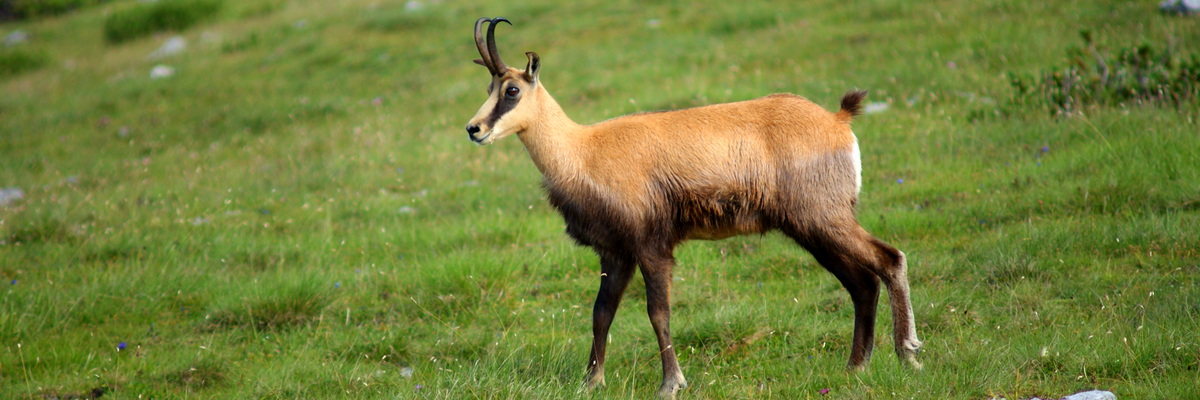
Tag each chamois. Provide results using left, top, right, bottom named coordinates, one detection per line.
left=464, top=17, right=923, bottom=399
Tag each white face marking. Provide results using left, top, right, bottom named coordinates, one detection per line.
left=849, top=134, right=862, bottom=194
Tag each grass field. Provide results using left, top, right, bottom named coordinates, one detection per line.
left=2, top=0, right=1198, bottom=399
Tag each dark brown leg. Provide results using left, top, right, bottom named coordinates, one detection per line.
left=639, top=251, right=687, bottom=399
left=585, top=251, right=636, bottom=389
left=783, top=221, right=922, bottom=370
left=809, top=246, right=881, bottom=370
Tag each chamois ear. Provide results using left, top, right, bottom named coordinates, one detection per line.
left=523, top=51, right=540, bottom=83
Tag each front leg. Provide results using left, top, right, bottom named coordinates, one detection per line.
left=640, top=253, right=687, bottom=399
left=586, top=252, right=636, bottom=389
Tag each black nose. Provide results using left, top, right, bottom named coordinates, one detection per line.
left=466, top=125, right=480, bottom=135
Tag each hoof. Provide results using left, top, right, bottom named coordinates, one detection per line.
left=655, top=385, right=678, bottom=400
left=898, top=339, right=923, bottom=370
left=585, top=373, right=605, bottom=390
left=655, top=375, right=687, bottom=399
left=901, top=353, right=923, bottom=370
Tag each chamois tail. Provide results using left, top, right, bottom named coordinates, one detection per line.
left=836, top=90, right=868, bottom=123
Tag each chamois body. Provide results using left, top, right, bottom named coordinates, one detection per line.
left=542, top=94, right=860, bottom=248
left=464, top=18, right=922, bottom=400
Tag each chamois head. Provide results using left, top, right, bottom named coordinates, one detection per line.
left=465, top=17, right=542, bottom=145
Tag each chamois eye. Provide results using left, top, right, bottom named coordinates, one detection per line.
left=505, top=86, right=520, bottom=98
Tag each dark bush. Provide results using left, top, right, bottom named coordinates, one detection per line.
left=1010, top=31, right=1200, bottom=115
left=102, top=0, right=222, bottom=44
left=1, top=0, right=108, bottom=20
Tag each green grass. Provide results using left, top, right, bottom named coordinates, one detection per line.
left=2, top=0, right=1198, bottom=399
left=0, top=46, right=47, bottom=77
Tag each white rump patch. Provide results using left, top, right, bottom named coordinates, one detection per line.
left=850, top=134, right=862, bottom=194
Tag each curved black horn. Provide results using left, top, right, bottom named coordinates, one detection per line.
left=487, top=17, right=512, bottom=74
left=474, top=17, right=497, bottom=75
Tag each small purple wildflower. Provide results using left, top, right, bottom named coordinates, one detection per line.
left=896, top=178, right=904, bottom=184
left=1041, top=146, right=1050, bottom=153
left=9, top=279, right=15, bottom=285
left=414, top=384, right=423, bottom=391
left=820, top=388, right=831, bottom=395
left=334, top=282, right=341, bottom=288
left=117, top=342, right=127, bottom=351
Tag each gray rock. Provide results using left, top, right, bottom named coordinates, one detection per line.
left=987, top=390, right=1115, bottom=400
left=864, top=102, right=890, bottom=114
left=1161, top=0, right=1200, bottom=13
left=0, top=187, right=24, bottom=207
left=148, top=36, right=187, bottom=59
left=4, top=29, right=29, bottom=47
left=953, top=91, right=997, bottom=105
left=1062, top=391, right=1116, bottom=400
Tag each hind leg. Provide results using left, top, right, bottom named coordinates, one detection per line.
left=783, top=221, right=922, bottom=370
left=869, top=240, right=923, bottom=369
left=782, top=224, right=880, bottom=369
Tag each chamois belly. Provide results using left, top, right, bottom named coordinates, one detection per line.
left=672, top=184, right=771, bottom=241
left=684, top=212, right=768, bottom=240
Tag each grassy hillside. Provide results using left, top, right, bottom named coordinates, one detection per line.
left=2, top=0, right=1197, bottom=399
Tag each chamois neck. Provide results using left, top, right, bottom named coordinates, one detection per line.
left=517, top=85, right=584, bottom=182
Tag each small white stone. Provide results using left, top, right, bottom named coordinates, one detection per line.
left=864, top=102, right=889, bottom=114
left=1062, top=390, right=1116, bottom=400
left=150, top=65, right=175, bottom=79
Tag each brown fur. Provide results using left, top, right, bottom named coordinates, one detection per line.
left=465, top=19, right=922, bottom=399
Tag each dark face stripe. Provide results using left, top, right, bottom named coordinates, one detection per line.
left=484, top=81, right=521, bottom=128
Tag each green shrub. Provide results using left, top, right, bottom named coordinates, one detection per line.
left=0, top=47, right=48, bottom=77
left=1011, top=31, right=1200, bottom=115
left=1, top=0, right=108, bottom=20
left=102, top=0, right=222, bottom=44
